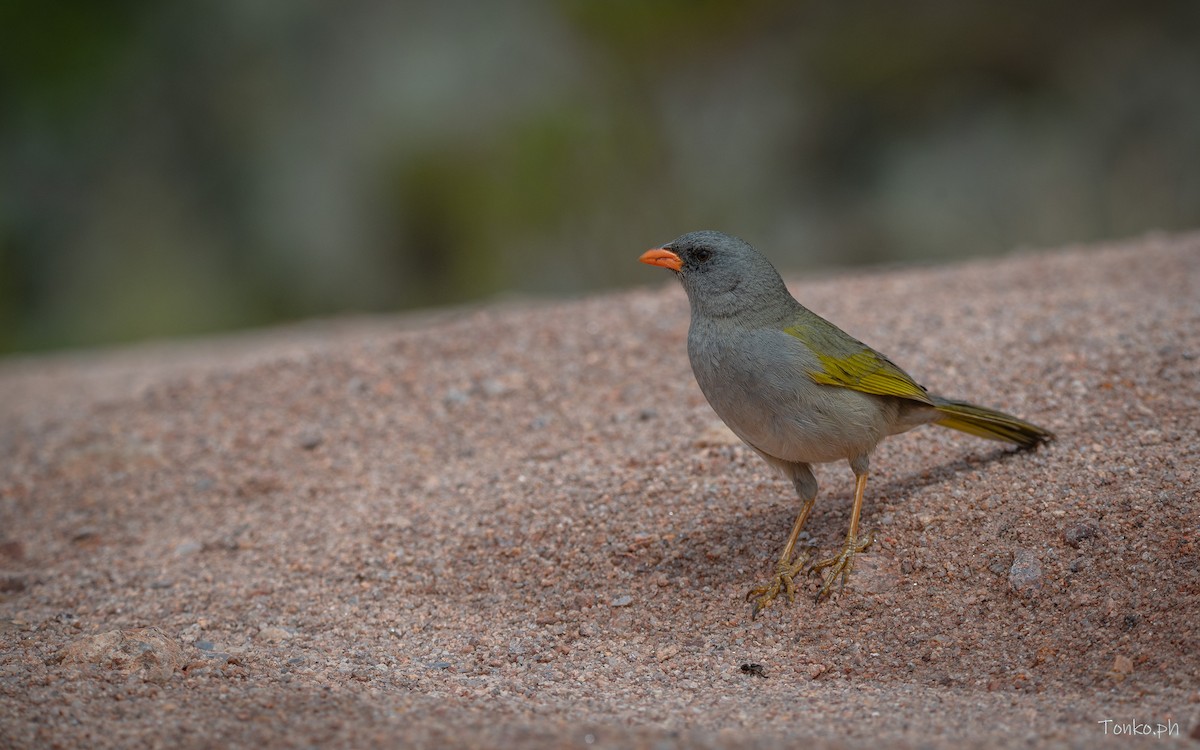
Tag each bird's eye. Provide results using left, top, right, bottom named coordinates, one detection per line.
left=693, top=248, right=712, bottom=263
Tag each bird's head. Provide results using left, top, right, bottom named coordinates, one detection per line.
left=639, top=230, right=791, bottom=320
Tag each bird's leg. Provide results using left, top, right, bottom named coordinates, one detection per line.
left=745, top=492, right=816, bottom=618
left=812, top=467, right=874, bottom=601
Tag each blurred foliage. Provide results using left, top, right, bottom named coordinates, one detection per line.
left=1, top=0, right=1198, bottom=353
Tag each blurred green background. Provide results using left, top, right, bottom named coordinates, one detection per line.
left=2, top=0, right=1198, bottom=354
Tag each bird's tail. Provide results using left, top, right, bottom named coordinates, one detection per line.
left=931, top=396, right=1054, bottom=449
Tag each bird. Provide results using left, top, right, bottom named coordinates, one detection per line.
left=639, top=230, right=1054, bottom=616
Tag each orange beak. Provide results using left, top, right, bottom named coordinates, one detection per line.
left=639, top=247, right=683, bottom=272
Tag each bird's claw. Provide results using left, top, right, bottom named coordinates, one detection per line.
left=811, top=529, right=875, bottom=601
left=745, top=551, right=810, bottom=618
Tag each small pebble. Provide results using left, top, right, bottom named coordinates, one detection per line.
left=1008, top=549, right=1043, bottom=596
left=256, top=627, right=292, bottom=643
left=174, top=541, right=202, bottom=557
left=1109, top=654, right=1134, bottom=682
left=298, top=430, right=323, bottom=450
left=1062, top=520, right=1097, bottom=548
left=60, top=627, right=185, bottom=684
left=655, top=645, right=679, bottom=663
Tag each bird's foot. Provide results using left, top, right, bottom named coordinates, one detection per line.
left=811, top=529, right=875, bottom=601
left=745, top=551, right=811, bottom=618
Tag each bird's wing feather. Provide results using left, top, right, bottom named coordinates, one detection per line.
left=782, top=317, right=934, bottom=404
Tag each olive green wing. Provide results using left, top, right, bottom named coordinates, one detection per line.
left=783, top=315, right=934, bottom=405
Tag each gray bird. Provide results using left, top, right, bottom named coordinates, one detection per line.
left=639, top=230, right=1053, bottom=616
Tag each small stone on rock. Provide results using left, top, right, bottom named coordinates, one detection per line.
left=1008, top=549, right=1043, bottom=596
left=60, top=626, right=185, bottom=683
left=174, top=540, right=202, bottom=557
left=1108, top=654, right=1134, bottom=682
left=256, top=626, right=292, bottom=643
left=1062, top=520, right=1098, bottom=548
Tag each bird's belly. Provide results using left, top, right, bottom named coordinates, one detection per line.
left=689, top=329, right=891, bottom=465
left=718, top=384, right=885, bottom=464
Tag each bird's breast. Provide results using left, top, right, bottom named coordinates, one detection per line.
left=686, top=322, right=892, bottom=465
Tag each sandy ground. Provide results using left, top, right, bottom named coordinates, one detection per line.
left=1, top=232, right=1198, bottom=749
